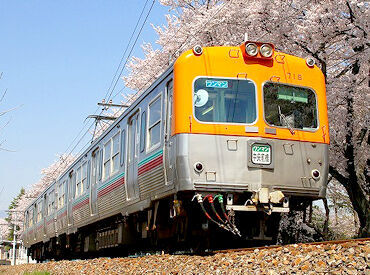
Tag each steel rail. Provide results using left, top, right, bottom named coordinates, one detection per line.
left=213, top=237, right=370, bottom=254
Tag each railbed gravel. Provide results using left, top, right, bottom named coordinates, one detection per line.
left=0, top=240, right=368, bottom=274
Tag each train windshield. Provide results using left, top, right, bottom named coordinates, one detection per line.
left=193, top=78, right=256, bottom=124
left=263, top=82, right=318, bottom=130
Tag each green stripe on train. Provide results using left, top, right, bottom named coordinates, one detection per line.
left=97, top=172, right=125, bottom=191
left=138, top=149, right=163, bottom=167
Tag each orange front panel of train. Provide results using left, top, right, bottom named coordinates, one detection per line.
left=172, top=44, right=329, bottom=144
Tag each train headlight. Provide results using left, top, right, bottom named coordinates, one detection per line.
left=193, top=45, right=203, bottom=56
left=306, top=57, right=315, bottom=67
left=245, top=43, right=258, bottom=56
left=194, top=162, right=204, bottom=173
left=311, top=169, right=320, bottom=180
left=260, top=44, right=273, bottom=58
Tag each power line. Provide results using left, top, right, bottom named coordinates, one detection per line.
left=103, top=0, right=151, bottom=102
left=21, top=1, right=157, bottom=201
left=105, top=0, right=156, bottom=104
left=111, top=0, right=232, bottom=104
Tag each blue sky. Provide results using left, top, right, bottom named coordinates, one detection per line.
left=0, top=0, right=169, bottom=214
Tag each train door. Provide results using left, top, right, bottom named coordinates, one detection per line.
left=67, top=174, right=74, bottom=227
left=126, top=111, right=140, bottom=200
left=164, top=80, right=174, bottom=184
left=90, top=148, right=99, bottom=215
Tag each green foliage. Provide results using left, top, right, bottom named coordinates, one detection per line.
left=5, top=187, right=25, bottom=241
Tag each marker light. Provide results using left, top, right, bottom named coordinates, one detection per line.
left=306, top=57, right=315, bottom=67
left=260, top=44, right=273, bottom=58
left=193, top=45, right=203, bottom=56
left=312, top=169, right=320, bottom=180
left=245, top=43, right=258, bottom=56
left=194, top=162, right=204, bottom=173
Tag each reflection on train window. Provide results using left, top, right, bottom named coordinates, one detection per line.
left=194, top=78, right=256, bottom=124
left=57, top=181, right=65, bottom=209
left=76, top=162, right=87, bottom=197
left=37, top=201, right=43, bottom=222
left=103, top=132, right=121, bottom=180
left=264, top=82, right=318, bottom=130
left=148, top=96, right=161, bottom=149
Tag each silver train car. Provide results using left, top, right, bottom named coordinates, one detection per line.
left=22, top=42, right=329, bottom=260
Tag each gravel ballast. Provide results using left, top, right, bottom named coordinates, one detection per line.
left=0, top=239, right=368, bottom=274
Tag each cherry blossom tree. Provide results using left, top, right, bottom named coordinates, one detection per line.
left=0, top=218, right=7, bottom=240
left=124, top=0, right=369, bottom=236
left=7, top=154, right=76, bottom=235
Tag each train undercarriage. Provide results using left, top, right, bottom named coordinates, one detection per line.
left=28, top=191, right=311, bottom=261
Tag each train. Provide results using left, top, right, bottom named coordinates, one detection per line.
left=22, top=40, right=329, bottom=261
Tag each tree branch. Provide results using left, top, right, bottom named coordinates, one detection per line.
left=329, top=166, right=348, bottom=188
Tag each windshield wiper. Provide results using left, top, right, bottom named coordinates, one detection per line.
left=278, top=106, right=295, bottom=135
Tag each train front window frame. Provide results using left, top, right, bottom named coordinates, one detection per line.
left=193, top=77, right=257, bottom=125
left=263, top=82, right=319, bottom=131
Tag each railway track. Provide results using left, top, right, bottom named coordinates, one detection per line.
left=1, top=238, right=368, bottom=274
left=213, top=237, right=370, bottom=254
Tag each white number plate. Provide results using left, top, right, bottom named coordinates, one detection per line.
left=251, top=144, right=271, bottom=165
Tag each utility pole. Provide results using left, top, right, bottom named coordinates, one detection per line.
left=12, top=222, right=16, bottom=265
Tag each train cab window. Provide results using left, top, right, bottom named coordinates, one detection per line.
left=103, top=132, right=120, bottom=180
left=57, top=181, right=65, bottom=209
left=263, top=82, right=318, bottom=130
left=37, top=201, right=42, bottom=222
left=193, top=78, right=256, bottom=124
left=148, top=96, right=161, bottom=149
left=76, top=162, right=87, bottom=197
left=140, top=111, right=146, bottom=152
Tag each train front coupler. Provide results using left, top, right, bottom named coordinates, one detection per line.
left=225, top=188, right=290, bottom=215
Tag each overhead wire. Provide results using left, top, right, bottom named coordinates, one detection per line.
left=25, top=1, right=157, bottom=189
left=103, top=0, right=151, bottom=102
left=111, top=0, right=232, bottom=104
left=105, top=0, right=156, bottom=104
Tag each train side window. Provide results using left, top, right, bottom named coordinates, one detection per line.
left=29, top=208, right=34, bottom=227
left=103, top=139, right=112, bottom=180
left=166, top=80, right=173, bottom=139
left=120, top=130, right=126, bottom=166
left=25, top=211, right=29, bottom=229
left=98, top=149, right=103, bottom=181
left=75, top=162, right=87, bottom=197
left=103, top=132, right=120, bottom=180
left=76, top=166, right=82, bottom=197
left=47, top=189, right=54, bottom=215
left=44, top=194, right=47, bottom=217
left=37, top=201, right=42, bottom=222
left=112, top=133, right=120, bottom=174
left=148, top=96, right=161, bottom=149
left=140, top=111, right=146, bottom=152
left=57, top=181, right=65, bottom=209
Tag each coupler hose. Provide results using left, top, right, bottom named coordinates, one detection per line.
left=203, top=195, right=224, bottom=223
left=214, top=194, right=242, bottom=237
left=192, top=194, right=230, bottom=232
